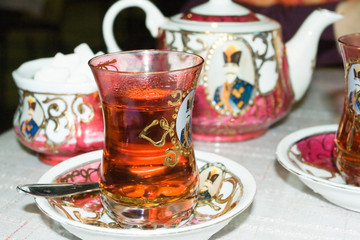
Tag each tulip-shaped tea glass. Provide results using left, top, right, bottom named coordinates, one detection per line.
left=335, top=33, right=360, bottom=186
left=89, top=50, right=203, bottom=228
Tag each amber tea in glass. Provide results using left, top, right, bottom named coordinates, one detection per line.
left=335, top=33, right=360, bottom=186
left=89, top=50, right=203, bottom=228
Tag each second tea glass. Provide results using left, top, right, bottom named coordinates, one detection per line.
left=335, top=33, right=360, bottom=186
left=89, top=50, right=203, bottom=228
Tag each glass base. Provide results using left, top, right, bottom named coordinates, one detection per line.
left=334, top=145, right=360, bottom=186
left=101, top=193, right=196, bottom=229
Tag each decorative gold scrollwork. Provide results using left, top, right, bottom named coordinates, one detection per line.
left=168, top=90, right=183, bottom=106
left=45, top=97, right=64, bottom=131
left=45, top=159, right=242, bottom=228
left=43, top=97, right=75, bottom=148
left=253, top=32, right=275, bottom=72
left=181, top=32, right=208, bottom=55
left=139, top=89, right=195, bottom=168
left=195, top=162, right=242, bottom=217
left=17, top=89, right=97, bottom=150
left=59, top=166, right=100, bottom=183
left=167, top=32, right=177, bottom=51
left=139, top=118, right=175, bottom=147
left=72, top=94, right=95, bottom=123
left=96, top=59, right=118, bottom=71
left=164, top=143, right=181, bottom=168
left=48, top=198, right=120, bottom=228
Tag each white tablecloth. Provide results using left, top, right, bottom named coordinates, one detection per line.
left=1, top=68, right=359, bottom=240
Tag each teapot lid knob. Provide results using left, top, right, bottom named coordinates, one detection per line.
left=182, top=0, right=259, bottom=22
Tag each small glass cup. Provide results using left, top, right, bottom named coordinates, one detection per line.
left=335, top=33, right=360, bottom=186
left=89, top=50, right=203, bottom=228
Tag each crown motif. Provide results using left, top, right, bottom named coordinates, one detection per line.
left=27, top=96, right=36, bottom=109
left=354, top=65, right=360, bottom=78
left=28, top=96, right=35, bottom=104
left=223, top=45, right=242, bottom=64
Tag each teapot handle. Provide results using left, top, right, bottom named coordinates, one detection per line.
left=103, top=0, right=166, bottom=52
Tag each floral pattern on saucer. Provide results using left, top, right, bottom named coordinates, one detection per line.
left=277, top=125, right=360, bottom=212
left=47, top=158, right=243, bottom=229
left=287, top=132, right=345, bottom=183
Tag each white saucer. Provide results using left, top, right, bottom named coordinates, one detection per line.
left=35, top=150, right=256, bottom=240
left=276, top=124, right=360, bottom=212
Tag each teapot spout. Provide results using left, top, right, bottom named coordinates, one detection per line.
left=286, top=9, right=343, bottom=101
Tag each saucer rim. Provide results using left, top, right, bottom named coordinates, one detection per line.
left=35, top=150, right=256, bottom=236
left=276, top=124, right=360, bottom=193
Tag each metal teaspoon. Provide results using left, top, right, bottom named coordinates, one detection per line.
left=16, top=182, right=100, bottom=197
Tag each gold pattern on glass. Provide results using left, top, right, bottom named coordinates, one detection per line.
left=139, top=90, right=194, bottom=168
left=102, top=186, right=194, bottom=207
left=139, top=119, right=175, bottom=147
left=168, top=90, right=183, bottom=106
left=95, top=59, right=118, bottom=71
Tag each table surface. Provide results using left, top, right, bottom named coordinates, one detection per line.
left=1, top=67, right=360, bottom=240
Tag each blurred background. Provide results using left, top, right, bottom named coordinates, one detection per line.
left=0, top=0, right=186, bottom=134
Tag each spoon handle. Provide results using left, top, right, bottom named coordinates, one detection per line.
left=17, top=182, right=100, bottom=197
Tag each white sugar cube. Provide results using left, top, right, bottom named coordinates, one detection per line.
left=34, top=67, right=69, bottom=83
left=52, top=53, right=80, bottom=72
left=33, top=43, right=99, bottom=84
left=68, top=63, right=93, bottom=82
left=74, top=43, right=94, bottom=63
left=67, top=72, right=89, bottom=84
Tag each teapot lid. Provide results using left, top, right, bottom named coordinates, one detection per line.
left=181, top=0, right=259, bottom=22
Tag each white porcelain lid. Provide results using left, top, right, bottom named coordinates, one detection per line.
left=181, top=0, right=260, bottom=23
left=191, top=0, right=250, bottom=16
left=165, top=0, right=279, bottom=33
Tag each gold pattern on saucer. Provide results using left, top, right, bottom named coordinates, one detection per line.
left=195, top=162, right=242, bottom=217
left=288, top=140, right=337, bottom=180
left=46, top=159, right=244, bottom=228
left=48, top=197, right=121, bottom=228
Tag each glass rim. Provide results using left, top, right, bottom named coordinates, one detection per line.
left=88, top=49, right=204, bottom=74
left=338, top=33, right=360, bottom=49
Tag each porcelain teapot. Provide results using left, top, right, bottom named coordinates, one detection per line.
left=103, top=0, right=343, bottom=142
